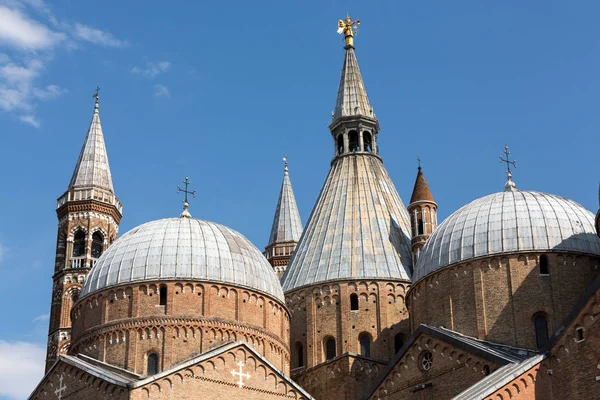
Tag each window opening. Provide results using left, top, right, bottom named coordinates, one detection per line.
left=348, top=131, right=359, bottom=152
left=540, top=255, right=549, bottom=275
left=325, top=337, right=336, bottom=361
left=91, top=232, right=104, bottom=258
left=534, top=314, right=549, bottom=349
left=576, top=327, right=584, bottom=342
left=72, top=231, right=86, bottom=257
left=394, top=333, right=404, bottom=354
left=147, top=353, right=159, bottom=375
left=359, top=334, right=371, bottom=358
left=337, top=135, right=344, bottom=155
left=363, top=131, right=372, bottom=152
left=350, top=293, right=359, bottom=311
left=296, top=343, right=304, bottom=367
left=159, top=286, right=167, bottom=306
left=420, top=351, right=433, bottom=371
left=417, top=215, right=424, bottom=235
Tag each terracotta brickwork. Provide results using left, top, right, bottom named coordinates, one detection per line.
left=265, top=241, right=298, bottom=278
left=293, top=354, right=386, bottom=400
left=409, top=252, right=600, bottom=349
left=482, top=361, right=552, bottom=400
left=46, top=199, right=121, bottom=371
left=70, top=281, right=290, bottom=376
left=30, top=360, right=128, bottom=400
left=130, top=344, right=310, bottom=400
left=368, top=334, right=501, bottom=400
left=544, top=281, right=600, bottom=400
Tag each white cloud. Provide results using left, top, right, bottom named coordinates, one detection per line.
left=20, top=114, right=39, bottom=127
left=0, top=341, right=45, bottom=400
left=131, top=61, right=171, bottom=78
left=73, top=23, right=128, bottom=48
left=32, top=313, right=49, bottom=322
left=0, top=1, right=128, bottom=126
left=154, top=84, right=170, bottom=98
left=0, top=5, right=64, bottom=50
left=0, top=241, right=5, bottom=263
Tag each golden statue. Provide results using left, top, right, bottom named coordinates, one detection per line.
left=337, top=17, right=360, bottom=47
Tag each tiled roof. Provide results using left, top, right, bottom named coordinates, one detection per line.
left=414, top=190, right=600, bottom=282
left=333, top=47, right=374, bottom=121
left=409, top=167, right=435, bottom=204
left=281, top=154, right=413, bottom=292
left=68, top=99, right=114, bottom=192
left=268, top=161, right=303, bottom=246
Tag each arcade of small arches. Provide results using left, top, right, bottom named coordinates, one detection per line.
left=69, top=281, right=291, bottom=375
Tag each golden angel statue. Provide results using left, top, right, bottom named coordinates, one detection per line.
left=337, top=17, right=360, bottom=47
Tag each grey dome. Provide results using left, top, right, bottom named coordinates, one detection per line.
left=414, top=190, right=600, bottom=283
left=81, top=218, right=284, bottom=302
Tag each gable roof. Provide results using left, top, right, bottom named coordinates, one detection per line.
left=362, top=324, right=536, bottom=400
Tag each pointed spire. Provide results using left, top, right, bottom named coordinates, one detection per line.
left=68, top=88, right=114, bottom=193
left=410, top=165, right=435, bottom=204
left=333, top=46, right=374, bottom=121
left=267, top=157, right=303, bottom=246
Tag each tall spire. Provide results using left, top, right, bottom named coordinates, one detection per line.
left=332, top=39, right=374, bottom=121
left=265, top=157, right=303, bottom=278
left=410, top=165, right=435, bottom=204
left=68, top=88, right=114, bottom=193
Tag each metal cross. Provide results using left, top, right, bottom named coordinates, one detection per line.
left=231, top=361, right=250, bottom=388
left=499, top=145, right=517, bottom=174
left=417, top=156, right=421, bottom=168
left=55, top=373, right=67, bottom=400
left=177, top=177, right=196, bottom=204
left=92, top=85, right=100, bottom=100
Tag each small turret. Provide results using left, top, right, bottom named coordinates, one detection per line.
left=408, top=163, right=437, bottom=264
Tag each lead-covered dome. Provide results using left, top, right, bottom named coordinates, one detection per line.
left=81, top=218, right=284, bottom=302
left=414, top=190, right=600, bottom=282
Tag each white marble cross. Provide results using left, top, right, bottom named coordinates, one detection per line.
left=231, top=361, right=250, bottom=388
left=55, top=373, right=67, bottom=399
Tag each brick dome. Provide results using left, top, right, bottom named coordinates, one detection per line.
left=81, top=217, right=284, bottom=301
left=414, top=190, right=600, bottom=282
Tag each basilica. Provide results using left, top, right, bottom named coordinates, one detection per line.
left=30, top=18, right=600, bottom=400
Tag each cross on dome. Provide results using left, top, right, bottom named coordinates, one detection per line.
left=499, top=145, right=517, bottom=191
left=177, top=177, right=196, bottom=218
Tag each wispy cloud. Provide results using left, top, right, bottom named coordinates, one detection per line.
left=32, top=313, right=49, bottom=322
left=0, top=0, right=127, bottom=127
left=154, top=84, right=170, bottom=98
left=0, top=5, right=64, bottom=50
left=0, top=241, right=5, bottom=263
left=131, top=61, right=171, bottom=78
left=72, top=23, right=128, bottom=48
left=0, top=340, right=45, bottom=400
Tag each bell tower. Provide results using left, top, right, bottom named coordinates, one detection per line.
left=408, top=163, right=437, bottom=263
left=45, top=91, right=122, bottom=371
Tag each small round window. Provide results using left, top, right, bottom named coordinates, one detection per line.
left=420, top=351, right=433, bottom=371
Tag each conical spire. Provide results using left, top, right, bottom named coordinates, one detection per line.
left=333, top=47, right=375, bottom=121
left=267, top=158, right=303, bottom=246
left=410, top=167, right=435, bottom=204
left=68, top=91, right=114, bottom=193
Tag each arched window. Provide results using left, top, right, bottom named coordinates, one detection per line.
left=72, top=230, right=86, bottom=257
left=394, top=333, right=404, bottom=354
left=363, top=131, right=372, bottom=152
left=91, top=232, right=104, bottom=258
left=296, top=342, right=304, bottom=367
left=337, top=135, right=344, bottom=155
left=417, top=214, right=424, bottom=235
left=350, top=293, right=359, bottom=311
left=348, top=131, right=359, bottom=152
left=147, top=353, right=159, bottom=375
left=539, top=255, right=549, bottom=275
left=359, top=333, right=371, bottom=358
left=159, top=286, right=167, bottom=306
left=534, top=314, right=549, bottom=349
left=325, top=337, right=336, bottom=361
left=483, top=365, right=491, bottom=376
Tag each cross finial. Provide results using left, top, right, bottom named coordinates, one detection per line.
left=177, top=177, right=196, bottom=218
left=417, top=156, right=421, bottom=169
left=92, top=84, right=100, bottom=112
left=499, top=145, right=517, bottom=191
left=283, top=153, right=288, bottom=174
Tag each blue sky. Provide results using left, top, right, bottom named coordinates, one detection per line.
left=0, top=1, right=599, bottom=398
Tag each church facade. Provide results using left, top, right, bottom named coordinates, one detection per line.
left=31, top=18, right=600, bottom=400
